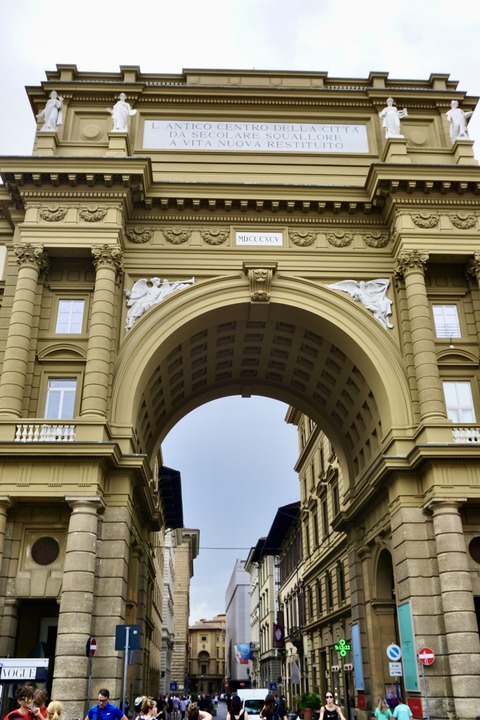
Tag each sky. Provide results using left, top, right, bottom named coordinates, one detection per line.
left=1, top=0, right=480, bottom=623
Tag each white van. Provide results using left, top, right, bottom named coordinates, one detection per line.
left=236, top=690, right=270, bottom=720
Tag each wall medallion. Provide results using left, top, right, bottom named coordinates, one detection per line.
left=449, top=212, right=477, bottom=229
left=163, top=227, right=191, bottom=245
left=200, top=228, right=229, bottom=245
left=39, top=204, right=67, bottom=222
left=79, top=204, right=107, bottom=222
left=411, top=212, right=439, bottom=228
left=289, top=230, right=316, bottom=247
left=326, top=231, right=353, bottom=247
left=363, top=231, right=389, bottom=248
left=126, top=225, right=154, bottom=244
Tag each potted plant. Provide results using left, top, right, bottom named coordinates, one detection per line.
left=296, top=693, right=321, bottom=720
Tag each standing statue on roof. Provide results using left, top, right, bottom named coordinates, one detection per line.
left=107, top=93, right=137, bottom=132
left=446, top=100, right=473, bottom=143
left=379, top=97, right=408, bottom=139
left=37, top=90, right=63, bottom=131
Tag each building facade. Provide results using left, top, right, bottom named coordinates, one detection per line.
left=225, top=560, right=251, bottom=690
left=171, top=529, right=200, bottom=692
left=188, top=614, right=226, bottom=694
left=0, top=65, right=479, bottom=720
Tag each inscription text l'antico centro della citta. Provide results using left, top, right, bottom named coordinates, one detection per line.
left=143, top=120, right=369, bottom=153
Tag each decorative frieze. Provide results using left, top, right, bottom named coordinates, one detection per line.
left=289, top=230, right=316, bottom=247
left=39, top=204, right=68, bottom=222
left=411, top=212, right=439, bottom=228
left=79, top=204, right=108, bottom=222
left=449, top=212, right=477, bottom=229
left=126, top=225, right=154, bottom=244
left=326, top=231, right=353, bottom=247
left=200, top=228, right=229, bottom=245
left=362, top=231, right=389, bottom=248
left=163, top=227, right=192, bottom=245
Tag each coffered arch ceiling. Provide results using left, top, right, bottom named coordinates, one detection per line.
left=111, top=278, right=413, bottom=482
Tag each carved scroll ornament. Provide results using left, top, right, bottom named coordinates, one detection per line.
left=14, top=244, right=48, bottom=272
left=243, top=263, right=277, bottom=303
left=91, top=244, right=124, bottom=274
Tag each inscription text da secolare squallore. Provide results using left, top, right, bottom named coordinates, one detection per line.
left=143, top=120, right=369, bottom=153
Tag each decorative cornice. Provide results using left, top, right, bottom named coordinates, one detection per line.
left=411, top=212, right=439, bottom=228
left=162, top=227, right=192, bottom=244
left=449, top=211, right=477, bottom=229
left=362, top=231, right=389, bottom=247
left=326, top=231, right=353, bottom=247
left=289, top=230, right=316, bottom=246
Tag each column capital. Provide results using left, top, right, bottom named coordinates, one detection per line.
left=393, top=249, right=429, bottom=282
left=466, top=252, right=480, bottom=285
left=423, top=498, right=466, bottom=515
left=0, top=496, right=13, bottom=511
left=65, top=495, right=106, bottom=512
left=14, top=243, right=49, bottom=272
left=91, top=244, right=123, bottom=275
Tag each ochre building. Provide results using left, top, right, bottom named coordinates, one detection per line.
left=0, top=66, right=479, bottom=720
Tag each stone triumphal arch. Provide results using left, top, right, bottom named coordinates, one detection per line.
left=0, top=66, right=480, bottom=720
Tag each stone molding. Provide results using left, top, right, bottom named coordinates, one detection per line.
left=289, top=230, right=316, bottom=246
left=362, top=231, right=389, bottom=248
left=411, top=212, right=439, bottom=228
left=79, top=204, right=108, bottom=222
left=39, top=203, right=68, bottom=222
left=243, top=262, right=277, bottom=302
left=163, top=227, right=192, bottom=245
left=326, top=231, right=353, bottom=247
left=449, top=211, right=477, bottom=229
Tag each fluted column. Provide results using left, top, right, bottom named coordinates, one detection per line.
left=394, top=249, right=446, bottom=421
left=0, top=496, right=12, bottom=574
left=52, top=496, right=104, bottom=718
left=428, top=500, right=480, bottom=719
left=80, top=244, right=123, bottom=418
left=0, top=244, right=48, bottom=417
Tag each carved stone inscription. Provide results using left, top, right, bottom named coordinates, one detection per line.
left=144, top=120, right=369, bottom=153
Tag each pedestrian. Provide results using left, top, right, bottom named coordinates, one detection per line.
left=4, top=686, right=35, bottom=720
left=259, top=696, right=278, bottom=720
left=392, top=699, right=412, bottom=720
left=226, top=695, right=247, bottom=720
left=137, top=698, right=157, bottom=720
left=32, top=690, right=49, bottom=719
left=46, top=703, right=62, bottom=720
left=186, top=704, right=211, bottom=720
left=375, top=699, right=392, bottom=720
left=84, top=689, right=128, bottom=720
left=319, top=692, right=346, bottom=720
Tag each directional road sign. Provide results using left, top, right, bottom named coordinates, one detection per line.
left=418, top=647, right=435, bottom=666
left=386, top=643, right=402, bottom=661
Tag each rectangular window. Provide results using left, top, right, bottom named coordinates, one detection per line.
left=56, top=299, right=85, bottom=334
left=45, top=379, right=77, bottom=419
left=432, top=304, right=461, bottom=338
left=443, top=381, right=476, bottom=423
left=332, top=482, right=340, bottom=516
left=322, top=499, right=329, bottom=537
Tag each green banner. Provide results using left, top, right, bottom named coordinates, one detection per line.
left=397, top=601, right=419, bottom=691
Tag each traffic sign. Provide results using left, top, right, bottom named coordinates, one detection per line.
left=389, top=662, right=403, bottom=677
left=86, top=637, right=97, bottom=657
left=418, top=647, right=435, bottom=666
left=386, top=643, right=402, bottom=661
left=170, top=682, right=177, bottom=691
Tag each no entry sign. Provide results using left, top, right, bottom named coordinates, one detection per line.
left=418, top=647, right=435, bottom=665
left=86, top=637, right=97, bottom=657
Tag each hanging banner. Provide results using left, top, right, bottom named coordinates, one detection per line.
left=398, top=602, right=419, bottom=692
left=351, top=623, right=364, bottom=690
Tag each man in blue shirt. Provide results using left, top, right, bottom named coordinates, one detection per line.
left=85, top=689, right=128, bottom=720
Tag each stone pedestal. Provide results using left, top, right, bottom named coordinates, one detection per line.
left=33, top=131, right=58, bottom=156
left=106, top=131, right=131, bottom=156
left=452, top=139, right=478, bottom=165
left=381, top=137, right=411, bottom=163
